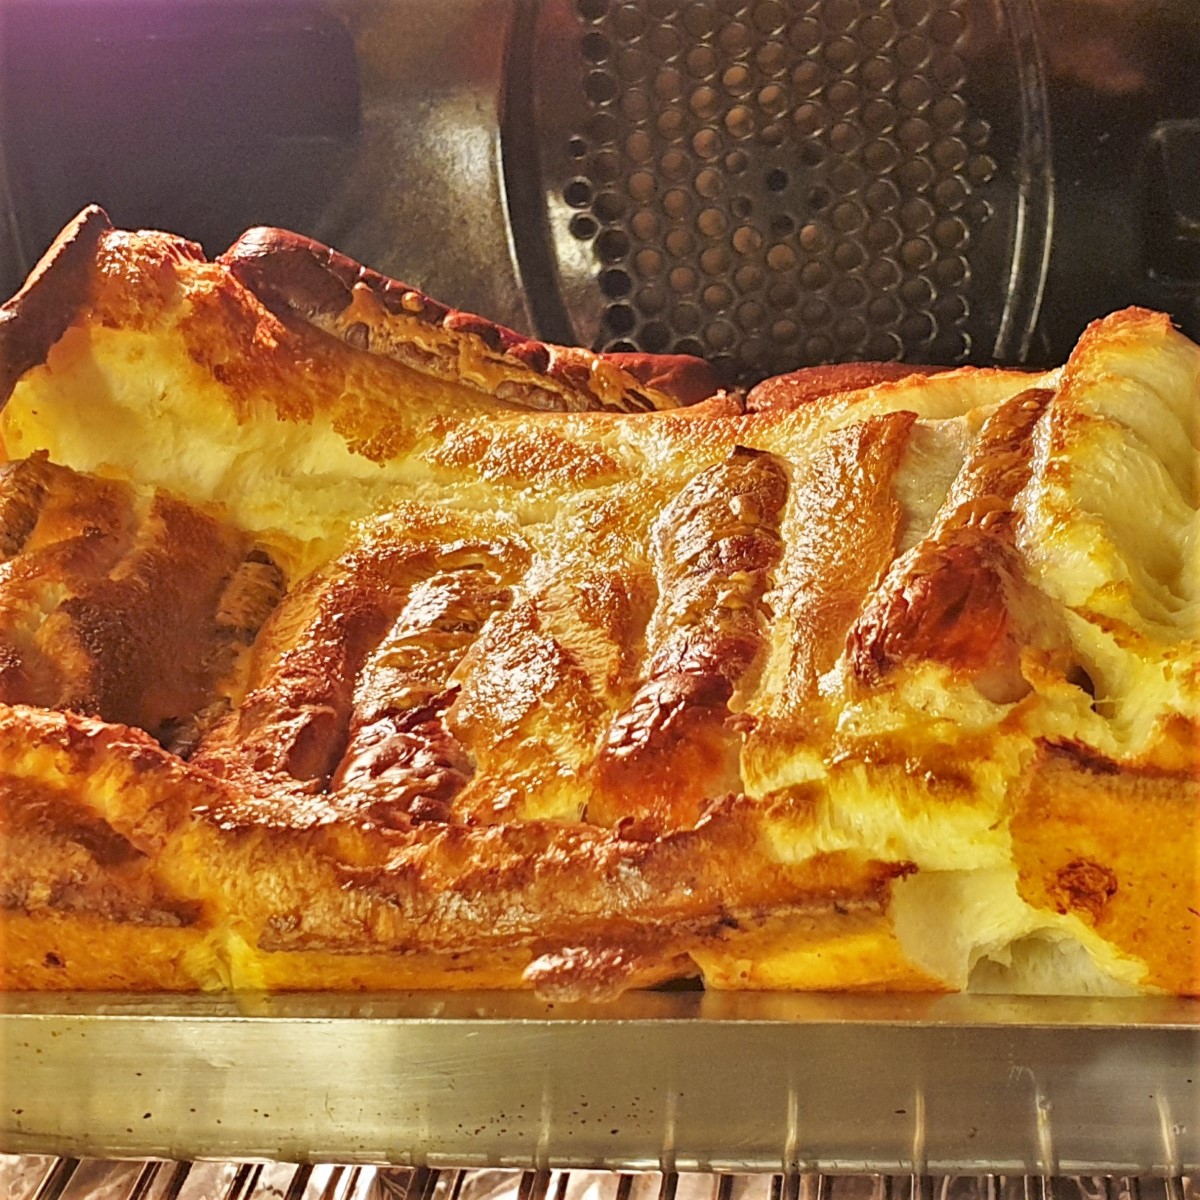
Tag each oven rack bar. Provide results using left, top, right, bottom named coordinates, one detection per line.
left=1, top=1160, right=1195, bottom=1200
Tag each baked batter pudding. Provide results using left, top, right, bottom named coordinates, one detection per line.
left=0, top=207, right=1196, bottom=997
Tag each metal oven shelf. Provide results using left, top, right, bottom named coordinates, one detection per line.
left=2, top=993, right=1197, bottom=1173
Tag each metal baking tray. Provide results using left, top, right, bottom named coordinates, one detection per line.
left=2, top=992, right=1197, bottom=1174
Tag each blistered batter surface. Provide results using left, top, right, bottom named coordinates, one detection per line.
left=0, top=215, right=1195, bottom=997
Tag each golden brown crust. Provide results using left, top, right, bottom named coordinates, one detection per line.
left=0, top=212, right=1196, bottom=998
left=221, top=225, right=718, bottom=413
left=2, top=775, right=200, bottom=928
left=0, top=206, right=112, bottom=405
left=193, top=511, right=533, bottom=809
left=602, top=352, right=723, bottom=408
left=591, top=446, right=788, bottom=832
left=744, top=408, right=918, bottom=761
left=848, top=388, right=1057, bottom=701
left=0, top=456, right=274, bottom=742
left=0, top=703, right=915, bottom=996
left=1011, top=740, right=1200, bottom=995
left=0, top=914, right=211, bottom=991
left=746, top=361, right=947, bottom=412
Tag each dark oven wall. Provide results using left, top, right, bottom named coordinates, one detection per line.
left=2, top=0, right=1199, bottom=386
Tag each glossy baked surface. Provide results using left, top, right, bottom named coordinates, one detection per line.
left=0, top=209, right=1196, bottom=997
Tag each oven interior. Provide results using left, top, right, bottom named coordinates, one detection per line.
left=1, top=0, right=1199, bottom=1188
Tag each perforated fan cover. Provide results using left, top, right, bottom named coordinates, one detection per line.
left=529, top=0, right=1047, bottom=386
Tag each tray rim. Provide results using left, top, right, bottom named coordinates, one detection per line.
left=4, top=990, right=1198, bottom=1172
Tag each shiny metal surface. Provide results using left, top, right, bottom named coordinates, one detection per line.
left=316, top=0, right=535, bottom=333
left=0, top=1163, right=1194, bottom=1200
left=2, top=993, right=1197, bottom=1172
left=531, top=0, right=1030, bottom=380
left=524, top=0, right=1200, bottom=383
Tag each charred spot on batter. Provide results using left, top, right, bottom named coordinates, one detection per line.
left=1049, top=857, right=1118, bottom=921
